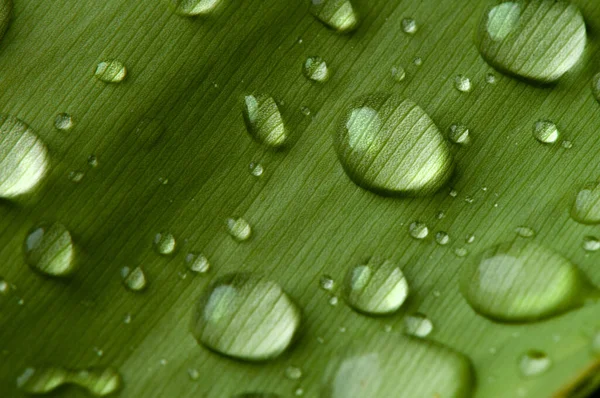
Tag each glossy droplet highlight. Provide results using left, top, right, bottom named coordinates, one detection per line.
left=515, top=225, right=535, bottom=238
left=320, top=275, right=335, bottom=291
left=409, top=221, right=428, bottom=240
left=401, top=18, right=417, bottom=34
left=185, top=252, right=210, bottom=273
left=95, top=60, right=127, bottom=83
left=572, top=182, right=600, bottom=225
left=226, top=217, right=252, bottom=241
left=519, top=350, right=551, bottom=377
left=334, top=93, right=453, bottom=196
left=435, top=231, right=450, bottom=245
left=448, top=124, right=471, bottom=145
left=24, top=223, right=76, bottom=277
left=0, top=115, right=49, bottom=198
left=391, top=66, right=406, bottom=82
left=303, top=56, right=329, bottom=83
left=242, top=94, right=287, bottom=148
left=343, top=258, right=409, bottom=315
left=54, top=113, right=74, bottom=131
left=191, top=273, right=302, bottom=361
left=249, top=162, right=264, bottom=177
left=285, top=366, right=303, bottom=380
left=454, top=75, right=472, bottom=93
left=583, top=236, right=600, bottom=252
left=310, top=0, right=359, bottom=33
left=404, top=313, right=433, bottom=338
left=172, top=0, right=220, bottom=16
left=461, top=240, right=598, bottom=322
left=153, top=232, right=176, bottom=255
left=533, top=120, right=559, bottom=144
left=17, top=366, right=121, bottom=396
left=477, top=0, right=586, bottom=82
left=121, top=266, right=147, bottom=292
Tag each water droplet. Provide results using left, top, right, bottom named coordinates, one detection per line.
left=533, top=120, right=559, bottom=144
left=54, top=113, right=74, bottom=131
left=285, top=366, right=302, bottom=380
left=242, top=94, right=287, bottom=148
left=401, top=18, right=417, bottom=34
left=68, top=171, right=84, bottom=183
left=24, top=223, right=76, bottom=277
left=519, top=350, right=551, bottom=377
left=571, top=182, right=600, bottom=225
left=93, top=347, right=104, bottom=357
left=172, top=0, right=220, bottom=16
left=153, top=232, right=176, bottom=255
left=583, top=236, right=600, bottom=252
left=403, top=313, right=433, bottom=338
left=436, top=211, right=446, bottom=219
left=0, top=278, right=9, bottom=295
left=454, top=75, right=472, bottom=93
left=413, top=57, right=422, bottom=66
left=187, top=368, right=200, bottom=380
left=465, top=234, right=476, bottom=244
left=448, top=124, right=471, bottom=145
left=477, top=1, right=586, bottom=82
left=409, top=221, right=429, bottom=240
left=303, top=56, right=329, bottom=83
left=561, top=140, right=573, bottom=149
left=226, top=217, right=252, bottom=241
left=249, top=162, right=264, bottom=177
left=461, top=240, right=598, bottom=322
left=87, top=155, right=98, bottom=168
left=454, top=247, right=468, bottom=257
left=94, top=60, right=127, bottom=83
left=17, top=366, right=121, bottom=396
left=485, top=73, right=497, bottom=84
left=185, top=252, right=210, bottom=273
left=320, top=275, right=335, bottom=291
left=343, top=258, right=409, bottom=315
left=328, top=296, right=339, bottom=306
left=301, top=106, right=311, bottom=116
left=391, top=66, right=406, bottom=82
left=334, top=93, right=453, bottom=196
left=192, top=273, right=301, bottom=361
left=0, top=115, right=49, bottom=198
left=435, top=231, right=450, bottom=245
left=515, top=225, right=536, bottom=238
left=309, top=0, right=359, bottom=33
left=121, top=266, right=147, bottom=292
left=123, top=313, right=132, bottom=324
left=449, top=189, right=458, bottom=198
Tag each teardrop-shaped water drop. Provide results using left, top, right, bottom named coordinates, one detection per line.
left=191, top=273, right=302, bottom=361
left=519, top=350, right=551, bottom=377
left=403, top=313, right=433, bottom=338
left=153, top=232, right=176, bottom=255
left=242, top=94, right=287, bottom=148
left=303, top=56, right=330, bottom=83
left=461, top=240, right=598, bottom=322
left=0, top=115, right=49, bottom=198
left=310, top=0, right=359, bottom=33
left=476, top=0, right=586, bottom=82
left=226, top=217, right=252, bottom=241
left=17, top=366, right=121, bottom=396
left=95, top=60, right=127, bottom=83
left=334, top=93, right=453, bottom=196
left=343, top=258, right=409, bottom=315
left=172, top=0, right=220, bottom=16
left=533, top=120, right=559, bottom=144
left=24, top=223, right=76, bottom=277
left=121, top=266, right=147, bottom=292
left=571, top=182, right=600, bottom=225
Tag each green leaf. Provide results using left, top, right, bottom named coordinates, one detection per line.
left=1, top=0, right=600, bottom=397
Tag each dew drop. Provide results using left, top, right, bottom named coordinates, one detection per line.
left=334, top=93, right=453, bottom=196
left=121, top=266, right=147, bottom=292
left=409, top=221, right=429, bottom=240
left=172, top=0, right=220, bottom=16
left=301, top=106, right=312, bottom=116
left=242, top=94, right=287, bottom=148
left=401, top=18, right=417, bottom=34
left=187, top=368, right=200, bottom=380
left=153, top=232, right=176, bottom=255
left=87, top=155, right=99, bottom=168
left=328, top=296, right=339, bottom=306
left=68, top=171, right=84, bottom=183
left=17, top=366, right=121, bottom=396
left=403, top=313, right=433, bottom=338
left=477, top=1, right=586, bottom=82
left=249, top=162, right=264, bottom=177
left=583, top=236, right=600, bottom=252
left=465, top=234, right=476, bottom=244
left=391, top=66, right=406, bottom=82
left=94, top=60, right=127, bottom=83
left=454, top=247, right=468, bottom=257
left=320, top=275, right=335, bottom=291
left=461, top=240, right=598, bottom=322
left=191, top=273, right=302, bottom=361
left=571, top=182, right=600, bottom=225
left=54, top=113, right=74, bottom=131
left=515, top=225, right=535, bottom=238
left=435, top=231, right=450, bottom=245
left=413, top=57, right=422, bottom=66
left=0, top=277, right=9, bottom=295
left=185, top=252, right=210, bottom=273
left=343, top=258, right=409, bottom=315
left=303, top=56, right=329, bottom=83
left=448, top=124, right=471, bottom=145
left=309, top=0, right=359, bottom=33
left=454, top=75, right=472, bottom=93
left=285, top=366, right=303, bottom=380
left=0, top=115, right=49, bottom=198
left=533, top=120, right=559, bottom=144
left=226, top=217, right=252, bottom=241
left=561, top=140, right=573, bottom=149
left=519, top=350, right=551, bottom=377
left=24, top=223, right=76, bottom=277
left=485, top=73, right=497, bottom=84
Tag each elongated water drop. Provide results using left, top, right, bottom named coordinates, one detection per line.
left=95, top=60, right=127, bottom=83
left=334, top=93, right=453, bottom=196
left=242, top=94, right=287, bottom=148
left=226, top=217, right=252, bottom=241
left=121, top=266, right=147, bottom=292
left=477, top=0, right=586, bottom=82
left=191, top=273, right=301, bottom=361
left=519, top=350, right=551, bottom=377
left=310, top=0, right=358, bottom=33
left=343, top=258, right=409, bottom=315
left=172, top=0, right=220, bottom=16
left=153, top=232, right=176, bottom=255
left=303, top=56, right=329, bottom=83
left=0, top=115, right=49, bottom=198
left=17, top=366, right=121, bottom=396
left=24, top=223, right=76, bottom=277
left=533, top=120, right=559, bottom=144
left=461, top=240, right=598, bottom=322
left=572, top=182, right=600, bottom=225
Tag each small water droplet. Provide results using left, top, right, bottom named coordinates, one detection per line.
left=0, top=278, right=9, bottom=295
left=519, top=350, right=551, bottom=377
left=153, top=232, right=176, bottom=255
left=328, top=296, right=339, bottom=306
left=561, top=140, right=573, bottom=149
left=172, top=0, right=220, bottom=16
left=454, top=75, right=472, bottom=93
left=448, top=124, right=471, bottom=145
left=226, top=217, right=252, bottom=241
left=413, top=57, right=422, bottom=66
left=403, top=313, right=433, bottom=338
left=248, top=162, right=264, bottom=177
left=583, top=236, right=600, bottom=252
left=435, top=231, right=450, bottom=245
left=465, top=234, right=476, bottom=244
left=401, top=18, right=417, bottom=34
left=485, top=73, right=497, bottom=84
left=187, top=368, right=200, bottom=380
left=54, top=113, right=74, bottom=131
left=320, top=275, right=335, bottom=291
left=185, top=252, right=210, bottom=273
left=515, top=226, right=536, bottom=238
left=343, top=258, right=409, bottom=315
left=285, top=366, right=302, bottom=380
left=301, top=106, right=311, bottom=116
left=454, top=247, right=468, bottom=257
left=95, top=60, right=127, bottom=83
left=303, top=56, right=329, bottom=83
left=309, top=0, right=359, bottom=33
left=391, top=66, right=406, bottom=82
left=294, top=388, right=304, bottom=396
left=433, top=290, right=441, bottom=298
left=93, top=347, right=104, bottom=357
left=571, top=182, right=600, bottom=225
left=436, top=211, right=446, bottom=219
left=242, top=94, right=287, bottom=148
left=87, top=155, right=98, bottom=168
left=17, top=366, right=122, bottom=396
left=24, top=223, right=76, bottom=277
left=121, top=266, right=147, bottom=292
left=449, top=189, right=458, bottom=198
left=68, top=171, right=84, bottom=183
left=533, top=120, right=559, bottom=144
left=191, top=273, right=302, bottom=361
left=123, top=313, right=132, bottom=324
left=409, top=221, right=429, bottom=240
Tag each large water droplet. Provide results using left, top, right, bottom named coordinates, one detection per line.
left=310, top=0, right=359, bottom=33
left=403, top=313, right=433, bottom=338
left=172, top=0, right=220, bottom=16
left=242, top=94, right=287, bottom=148
left=153, top=232, right=176, bottom=255
left=226, top=217, right=252, bottom=241
left=94, top=60, right=127, bottom=83
left=334, top=93, right=453, bottom=196
left=571, top=182, right=600, bottom=225
left=477, top=0, right=586, bottom=82
left=343, top=258, right=409, bottom=315
left=519, top=350, right=551, bottom=377
left=17, top=366, right=121, bottom=396
left=0, top=115, right=49, bottom=198
left=303, top=56, right=330, bottom=83
left=121, top=266, right=147, bottom=292
left=461, top=240, right=598, bottom=322
left=191, top=273, right=302, bottom=361
left=533, top=120, right=559, bottom=144
left=24, top=223, right=76, bottom=277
